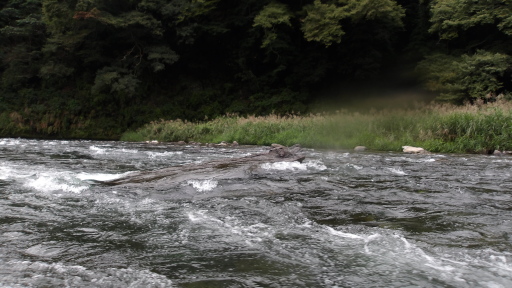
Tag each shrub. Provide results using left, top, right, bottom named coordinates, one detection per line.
left=417, top=51, right=512, bottom=103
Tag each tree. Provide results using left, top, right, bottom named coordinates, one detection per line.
left=417, top=0, right=512, bottom=102
left=417, top=51, right=512, bottom=102
left=429, top=0, right=512, bottom=40
left=0, top=0, right=45, bottom=91
left=300, top=0, right=405, bottom=46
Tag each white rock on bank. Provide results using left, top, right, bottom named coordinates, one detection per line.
left=402, top=146, right=429, bottom=154
left=354, top=146, right=367, bottom=152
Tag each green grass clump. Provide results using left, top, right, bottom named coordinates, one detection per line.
left=121, top=100, right=512, bottom=153
left=420, top=104, right=512, bottom=153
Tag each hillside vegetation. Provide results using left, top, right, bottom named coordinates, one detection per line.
left=1, top=1, right=512, bottom=139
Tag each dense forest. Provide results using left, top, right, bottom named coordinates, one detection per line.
left=1, top=0, right=511, bottom=139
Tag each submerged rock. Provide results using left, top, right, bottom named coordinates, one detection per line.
left=103, top=144, right=305, bottom=186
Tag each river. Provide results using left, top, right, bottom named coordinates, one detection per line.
left=0, top=138, right=511, bottom=287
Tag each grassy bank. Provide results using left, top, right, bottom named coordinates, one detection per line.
left=121, top=101, right=512, bottom=153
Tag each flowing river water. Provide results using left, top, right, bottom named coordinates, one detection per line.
left=0, top=138, right=511, bottom=287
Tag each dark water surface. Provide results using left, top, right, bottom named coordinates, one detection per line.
left=1, top=138, right=511, bottom=287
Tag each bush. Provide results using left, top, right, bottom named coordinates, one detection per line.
left=417, top=51, right=512, bottom=103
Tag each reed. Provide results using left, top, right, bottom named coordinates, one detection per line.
left=121, top=100, right=512, bottom=153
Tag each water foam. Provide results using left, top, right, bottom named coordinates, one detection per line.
left=186, top=208, right=273, bottom=246
left=89, top=145, right=138, bottom=155
left=146, top=151, right=183, bottom=158
left=260, top=160, right=327, bottom=171
left=326, top=226, right=364, bottom=239
left=1, top=161, right=87, bottom=193
left=0, top=260, right=174, bottom=288
left=120, top=148, right=139, bottom=153
left=0, top=163, right=14, bottom=180
left=345, top=163, right=363, bottom=170
left=305, top=160, right=328, bottom=170
left=183, top=204, right=512, bottom=287
left=2, top=160, right=133, bottom=194
left=24, top=172, right=89, bottom=194
left=89, top=145, right=107, bottom=154
left=186, top=179, right=218, bottom=192
left=387, top=167, right=407, bottom=175
left=0, top=138, right=24, bottom=146
left=188, top=210, right=224, bottom=224
left=261, top=161, right=307, bottom=170
left=76, top=171, right=134, bottom=182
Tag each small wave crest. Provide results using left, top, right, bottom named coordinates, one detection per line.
left=326, top=226, right=512, bottom=287
left=2, top=160, right=135, bottom=194
left=186, top=208, right=274, bottom=246
left=147, top=151, right=183, bottom=158
left=260, top=160, right=327, bottom=171
left=24, top=172, right=89, bottom=194
left=0, top=163, right=16, bottom=180
left=186, top=179, right=218, bottom=192
left=387, top=167, right=407, bottom=175
left=89, top=145, right=138, bottom=155
left=76, top=172, right=134, bottom=182
left=0, top=260, right=174, bottom=288
left=0, top=138, right=24, bottom=147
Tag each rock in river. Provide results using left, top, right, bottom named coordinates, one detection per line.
left=103, top=144, right=305, bottom=186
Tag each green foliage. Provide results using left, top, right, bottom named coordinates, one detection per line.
left=417, top=51, right=512, bottom=102
left=429, top=0, right=512, bottom=39
left=423, top=106, right=512, bottom=153
left=250, top=88, right=307, bottom=115
left=0, top=14, right=43, bottom=38
left=167, top=0, right=220, bottom=24
left=253, top=2, right=292, bottom=29
left=0, top=0, right=45, bottom=90
left=416, top=0, right=512, bottom=103
left=146, top=46, right=179, bottom=72
left=122, top=102, right=512, bottom=154
left=301, top=0, right=405, bottom=46
left=342, top=0, right=405, bottom=27
left=1, top=45, right=42, bottom=90
left=301, top=0, right=346, bottom=46
left=42, top=0, right=74, bottom=35
left=253, top=2, right=293, bottom=48
left=92, top=66, right=140, bottom=96
left=4, top=0, right=512, bottom=141
left=456, top=52, right=511, bottom=99
left=95, top=10, right=164, bottom=36
left=39, top=61, right=74, bottom=79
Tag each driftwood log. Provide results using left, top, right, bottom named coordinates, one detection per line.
left=103, top=144, right=305, bottom=186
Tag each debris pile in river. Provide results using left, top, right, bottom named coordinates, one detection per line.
left=103, top=144, right=304, bottom=186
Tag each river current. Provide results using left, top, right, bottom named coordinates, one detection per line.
left=0, top=138, right=511, bottom=287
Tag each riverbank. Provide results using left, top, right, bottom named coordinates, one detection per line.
left=120, top=101, right=512, bottom=154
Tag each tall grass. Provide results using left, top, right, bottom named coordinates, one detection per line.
left=121, top=100, right=512, bottom=153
